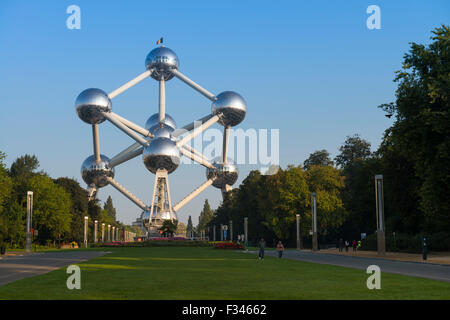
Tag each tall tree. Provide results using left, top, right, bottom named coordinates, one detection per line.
left=334, top=135, right=372, bottom=168
left=103, top=196, right=117, bottom=221
left=378, top=25, right=450, bottom=233
left=303, top=150, right=334, bottom=170
left=186, top=215, right=194, bottom=235
left=9, top=154, right=40, bottom=178
left=197, top=199, right=214, bottom=231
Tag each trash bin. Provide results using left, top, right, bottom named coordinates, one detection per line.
left=0, top=246, right=5, bottom=255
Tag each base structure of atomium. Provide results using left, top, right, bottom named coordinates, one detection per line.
left=76, top=45, right=246, bottom=237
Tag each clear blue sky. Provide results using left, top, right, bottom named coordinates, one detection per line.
left=0, top=0, right=448, bottom=225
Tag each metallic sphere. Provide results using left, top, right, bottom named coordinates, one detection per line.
left=142, top=137, right=181, bottom=174
left=75, top=88, right=112, bottom=124
left=81, top=154, right=115, bottom=188
left=141, top=209, right=178, bottom=229
left=206, top=157, right=239, bottom=189
left=145, top=47, right=179, bottom=81
left=151, top=125, right=174, bottom=139
left=212, top=91, right=246, bottom=127
left=145, top=113, right=177, bottom=132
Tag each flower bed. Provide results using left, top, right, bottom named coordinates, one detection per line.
left=213, top=242, right=244, bottom=250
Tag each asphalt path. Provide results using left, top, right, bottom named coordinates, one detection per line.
left=248, top=250, right=450, bottom=282
left=0, top=251, right=108, bottom=286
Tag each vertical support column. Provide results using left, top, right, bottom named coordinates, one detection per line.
left=101, top=223, right=105, bottom=242
left=223, top=125, right=230, bottom=163
left=26, top=191, right=33, bottom=253
left=312, top=192, right=318, bottom=251
left=92, top=124, right=101, bottom=163
left=84, top=216, right=88, bottom=248
left=296, top=214, right=301, bottom=250
left=244, top=217, right=248, bottom=248
left=94, top=220, right=98, bottom=243
left=230, top=220, right=233, bottom=242
left=375, top=174, right=386, bottom=256
left=159, top=75, right=165, bottom=125
left=213, top=225, right=216, bottom=241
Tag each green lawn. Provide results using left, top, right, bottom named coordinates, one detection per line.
left=0, top=247, right=449, bottom=299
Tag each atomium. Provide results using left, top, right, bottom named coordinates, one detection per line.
left=75, top=44, right=247, bottom=238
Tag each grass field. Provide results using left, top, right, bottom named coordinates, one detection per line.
left=0, top=247, right=449, bottom=299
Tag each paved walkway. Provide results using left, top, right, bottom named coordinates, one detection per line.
left=248, top=250, right=450, bottom=282
left=0, top=251, right=108, bottom=286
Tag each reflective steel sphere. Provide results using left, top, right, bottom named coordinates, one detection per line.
left=145, top=47, right=179, bottom=81
left=151, top=125, right=174, bottom=139
left=206, top=157, right=239, bottom=189
left=145, top=113, right=177, bottom=132
left=75, top=88, right=112, bottom=124
left=142, top=137, right=181, bottom=174
left=212, top=91, right=246, bottom=127
left=81, top=154, right=115, bottom=188
left=141, top=209, right=178, bottom=228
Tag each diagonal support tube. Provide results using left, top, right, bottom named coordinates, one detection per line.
left=179, top=147, right=215, bottom=169
left=173, top=179, right=215, bottom=212
left=109, top=112, right=153, bottom=137
left=107, top=177, right=148, bottom=211
left=103, top=112, right=149, bottom=146
left=172, top=114, right=214, bottom=138
left=109, top=146, right=144, bottom=168
left=108, top=70, right=152, bottom=99
left=170, top=69, right=217, bottom=101
left=176, top=114, right=221, bottom=148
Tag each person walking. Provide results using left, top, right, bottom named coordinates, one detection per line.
left=338, top=238, right=343, bottom=252
left=345, top=240, right=349, bottom=252
left=276, top=241, right=285, bottom=258
left=258, top=238, right=266, bottom=260
left=352, top=240, right=357, bottom=252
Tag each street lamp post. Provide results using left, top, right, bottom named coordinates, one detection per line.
left=108, top=224, right=111, bottom=242
left=244, top=217, right=248, bottom=248
left=213, top=225, right=216, bottom=241
left=101, top=223, right=105, bottom=242
left=375, top=175, right=386, bottom=256
left=84, top=216, right=88, bottom=248
left=311, top=192, right=318, bottom=251
left=220, top=224, right=223, bottom=241
left=94, top=220, right=98, bottom=243
left=230, top=220, right=233, bottom=242
left=296, top=214, right=301, bottom=250
left=26, top=191, right=33, bottom=253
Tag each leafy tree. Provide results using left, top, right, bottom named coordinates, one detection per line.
left=27, top=175, right=72, bottom=243
left=378, top=25, right=450, bottom=233
left=9, top=154, right=40, bottom=178
left=303, top=150, right=334, bottom=170
left=0, top=151, right=12, bottom=214
left=186, top=215, right=194, bottom=235
left=334, top=135, right=372, bottom=168
left=103, top=196, right=117, bottom=221
left=197, top=199, right=214, bottom=232
left=159, top=220, right=178, bottom=237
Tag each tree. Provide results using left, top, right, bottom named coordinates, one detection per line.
left=27, top=175, right=72, bottom=243
left=378, top=25, right=450, bottom=233
left=103, top=196, right=117, bottom=221
left=334, top=135, right=372, bottom=168
left=9, top=154, right=40, bottom=178
left=197, top=199, right=214, bottom=232
left=186, top=215, right=194, bottom=236
left=0, top=151, right=12, bottom=215
left=303, top=150, right=334, bottom=170
left=159, top=220, right=178, bottom=237
left=54, top=177, right=88, bottom=243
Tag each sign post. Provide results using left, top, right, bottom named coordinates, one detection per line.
left=375, top=175, right=386, bottom=256
left=83, top=216, right=88, bottom=248
left=26, top=191, right=33, bottom=253
left=311, top=192, right=318, bottom=251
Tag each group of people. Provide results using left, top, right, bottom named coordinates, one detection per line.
left=258, top=238, right=285, bottom=260
left=338, top=238, right=360, bottom=252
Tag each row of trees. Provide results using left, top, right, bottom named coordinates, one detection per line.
left=0, top=153, right=136, bottom=248
left=197, top=26, right=450, bottom=249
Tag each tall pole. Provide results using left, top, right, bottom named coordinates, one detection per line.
left=296, top=214, right=301, bottom=250
left=84, top=216, right=88, bottom=248
left=101, top=223, right=105, bottom=242
left=230, top=220, right=233, bottom=242
left=375, top=175, right=386, bottom=256
left=26, top=191, right=33, bottom=253
left=94, top=220, right=98, bottom=243
left=244, top=217, right=248, bottom=248
left=213, top=225, right=216, bottom=241
left=108, top=224, right=111, bottom=242
left=112, top=227, right=115, bottom=242
left=312, top=192, right=318, bottom=251
left=220, top=224, right=223, bottom=241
